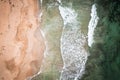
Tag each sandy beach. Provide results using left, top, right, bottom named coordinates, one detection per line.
left=0, top=0, right=45, bottom=80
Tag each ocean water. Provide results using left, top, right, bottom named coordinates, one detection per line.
left=32, top=0, right=120, bottom=80
left=32, top=0, right=92, bottom=80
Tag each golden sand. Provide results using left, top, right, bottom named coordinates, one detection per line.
left=0, top=0, right=45, bottom=80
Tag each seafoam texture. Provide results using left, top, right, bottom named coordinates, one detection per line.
left=59, top=3, right=88, bottom=80
left=88, top=4, right=99, bottom=47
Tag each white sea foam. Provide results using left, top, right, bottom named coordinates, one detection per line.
left=40, top=0, right=42, bottom=7
left=59, top=6, right=78, bottom=26
left=88, top=4, right=99, bottom=47
left=57, top=0, right=61, bottom=4
left=59, top=3, right=88, bottom=80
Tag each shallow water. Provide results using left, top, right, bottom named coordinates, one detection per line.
left=32, top=0, right=93, bottom=80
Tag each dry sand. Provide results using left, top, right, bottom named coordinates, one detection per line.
left=0, top=0, right=45, bottom=80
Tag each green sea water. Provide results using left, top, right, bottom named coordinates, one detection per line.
left=81, top=0, right=120, bottom=80
left=32, top=0, right=120, bottom=80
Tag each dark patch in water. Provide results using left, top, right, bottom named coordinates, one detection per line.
left=81, top=0, right=120, bottom=80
